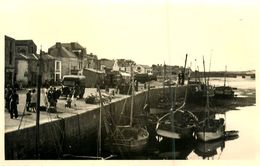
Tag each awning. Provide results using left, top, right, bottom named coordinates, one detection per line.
left=119, top=72, right=131, bottom=77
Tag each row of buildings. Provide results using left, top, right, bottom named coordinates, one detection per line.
left=5, top=35, right=157, bottom=87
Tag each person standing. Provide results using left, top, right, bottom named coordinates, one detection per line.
left=31, top=89, right=37, bottom=112
left=41, top=86, right=48, bottom=109
left=47, top=87, right=55, bottom=108
left=26, top=90, right=31, bottom=112
left=5, top=85, right=12, bottom=112
left=71, top=86, right=78, bottom=108
left=9, top=89, right=19, bottom=119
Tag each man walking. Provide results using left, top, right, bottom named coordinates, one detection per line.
left=9, top=89, right=19, bottom=119
left=26, top=89, right=31, bottom=112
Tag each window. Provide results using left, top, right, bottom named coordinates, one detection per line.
left=8, top=41, right=13, bottom=65
left=9, top=51, right=12, bottom=65
left=55, top=61, right=61, bottom=72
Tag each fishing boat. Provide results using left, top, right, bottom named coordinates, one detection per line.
left=214, top=86, right=234, bottom=98
left=187, top=62, right=214, bottom=103
left=195, top=113, right=226, bottom=142
left=156, top=106, right=198, bottom=139
left=156, top=54, right=198, bottom=140
left=104, top=65, right=149, bottom=154
left=214, top=66, right=235, bottom=98
left=194, top=132, right=238, bottom=159
left=195, top=57, right=226, bottom=142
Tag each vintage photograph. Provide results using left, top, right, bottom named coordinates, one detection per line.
left=1, top=0, right=258, bottom=161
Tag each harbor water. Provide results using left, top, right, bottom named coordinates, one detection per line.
left=26, top=77, right=256, bottom=160
left=109, top=77, right=257, bottom=160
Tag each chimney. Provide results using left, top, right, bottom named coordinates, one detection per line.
left=56, top=42, right=61, bottom=48
left=71, top=42, right=76, bottom=49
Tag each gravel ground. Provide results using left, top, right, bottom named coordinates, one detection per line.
left=185, top=88, right=256, bottom=113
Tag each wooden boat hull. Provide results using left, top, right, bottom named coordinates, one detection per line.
left=196, top=118, right=225, bottom=142
left=196, top=129, right=224, bottom=142
left=156, top=110, right=197, bottom=139
left=156, top=126, right=193, bottom=139
left=214, top=86, right=234, bottom=98
left=105, top=127, right=149, bottom=154
left=187, top=83, right=215, bottom=103
left=109, top=137, right=148, bottom=153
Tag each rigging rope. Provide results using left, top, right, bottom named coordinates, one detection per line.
left=18, top=104, right=27, bottom=130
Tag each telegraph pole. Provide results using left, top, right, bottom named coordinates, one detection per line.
left=35, top=49, right=42, bottom=159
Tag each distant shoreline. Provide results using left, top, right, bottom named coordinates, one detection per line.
left=190, top=71, right=255, bottom=78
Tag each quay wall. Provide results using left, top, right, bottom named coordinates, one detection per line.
left=5, top=86, right=187, bottom=159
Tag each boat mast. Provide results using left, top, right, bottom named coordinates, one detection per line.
left=130, top=64, right=134, bottom=127
left=194, top=59, right=197, bottom=82
left=183, top=54, right=189, bottom=106
left=181, top=54, right=188, bottom=85
left=203, top=56, right=210, bottom=110
left=224, top=65, right=227, bottom=87
left=197, top=66, right=200, bottom=82
left=163, top=61, right=166, bottom=96
left=207, top=56, right=212, bottom=87
left=203, top=56, right=207, bottom=86
left=97, top=86, right=102, bottom=158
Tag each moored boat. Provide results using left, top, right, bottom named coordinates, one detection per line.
left=156, top=107, right=197, bottom=139
left=194, top=130, right=239, bottom=159
left=195, top=114, right=225, bottom=142
left=104, top=65, right=149, bottom=155
left=156, top=54, right=198, bottom=140
left=105, top=126, right=149, bottom=153
left=214, top=86, right=234, bottom=98
left=195, top=56, right=226, bottom=142
left=214, top=66, right=235, bottom=98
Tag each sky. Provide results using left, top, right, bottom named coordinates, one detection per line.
left=1, top=0, right=260, bottom=71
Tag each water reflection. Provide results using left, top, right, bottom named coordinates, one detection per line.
left=153, top=132, right=239, bottom=160
left=157, top=139, right=195, bottom=159
left=194, top=134, right=239, bottom=160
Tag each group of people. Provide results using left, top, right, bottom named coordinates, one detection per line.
left=46, top=87, right=60, bottom=111
left=26, top=89, right=37, bottom=112
left=5, top=85, right=20, bottom=119
left=25, top=86, right=60, bottom=113
left=65, top=83, right=80, bottom=108
left=5, top=82, right=79, bottom=119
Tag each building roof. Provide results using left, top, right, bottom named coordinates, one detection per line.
left=49, top=42, right=85, bottom=51
left=61, top=47, right=78, bottom=58
left=49, top=46, right=78, bottom=58
left=99, top=59, right=115, bottom=69
left=15, top=40, right=37, bottom=47
left=5, top=35, right=15, bottom=41
left=16, top=53, right=38, bottom=60
left=137, top=64, right=151, bottom=69
left=86, top=53, right=98, bottom=60
left=41, top=53, right=56, bottom=60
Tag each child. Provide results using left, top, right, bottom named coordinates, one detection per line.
left=65, top=95, right=72, bottom=108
